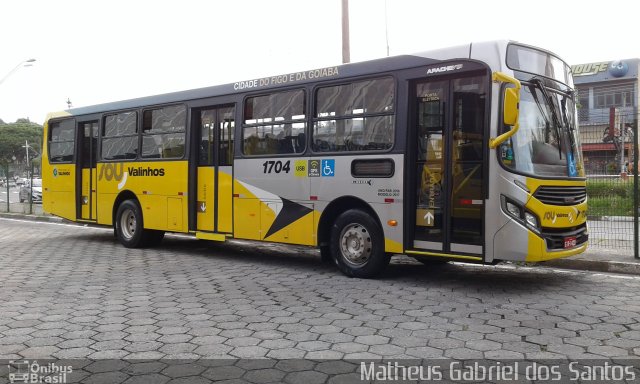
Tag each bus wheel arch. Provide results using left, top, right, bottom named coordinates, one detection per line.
left=112, top=190, right=138, bottom=227
left=318, top=197, right=389, bottom=277
left=114, top=198, right=145, bottom=248
left=112, top=191, right=164, bottom=248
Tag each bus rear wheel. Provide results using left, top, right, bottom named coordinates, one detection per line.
left=115, top=199, right=146, bottom=248
left=330, top=209, right=390, bottom=278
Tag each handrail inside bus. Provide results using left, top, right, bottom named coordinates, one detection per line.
left=489, top=72, right=521, bottom=149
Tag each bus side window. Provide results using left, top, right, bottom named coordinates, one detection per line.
left=242, top=90, right=306, bottom=156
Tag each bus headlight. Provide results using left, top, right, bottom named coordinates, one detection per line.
left=505, top=201, right=522, bottom=218
left=501, top=195, right=540, bottom=234
left=524, top=211, right=539, bottom=230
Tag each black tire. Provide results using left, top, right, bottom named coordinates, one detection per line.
left=115, top=199, right=146, bottom=248
left=330, top=209, right=390, bottom=278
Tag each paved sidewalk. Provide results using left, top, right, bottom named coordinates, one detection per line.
left=2, top=211, right=639, bottom=276
left=541, top=246, right=640, bottom=275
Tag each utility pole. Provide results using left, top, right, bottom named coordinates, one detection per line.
left=24, top=140, right=29, bottom=176
left=341, top=0, right=350, bottom=64
left=384, top=0, right=390, bottom=56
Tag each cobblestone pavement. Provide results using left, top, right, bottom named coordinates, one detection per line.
left=1, top=218, right=640, bottom=382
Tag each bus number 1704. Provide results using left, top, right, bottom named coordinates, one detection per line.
left=262, top=160, right=291, bottom=174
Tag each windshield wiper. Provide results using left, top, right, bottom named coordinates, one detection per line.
left=526, top=81, right=554, bottom=144
left=530, top=78, right=564, bottom=159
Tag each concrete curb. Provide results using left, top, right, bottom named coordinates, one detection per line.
left=0, top=212, right=65, bottom=224
left=540, top=258, right=640, bottom=276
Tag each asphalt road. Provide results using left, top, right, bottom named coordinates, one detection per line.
left=0, top=218, right=639, bottom=382
left=0, top=185, right=19, bottom=204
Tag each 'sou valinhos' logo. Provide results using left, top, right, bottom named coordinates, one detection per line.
left=98, top=163, right=165, bottom=190
left=53, top=168, right=57, bottom=177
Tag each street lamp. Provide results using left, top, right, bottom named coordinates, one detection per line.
left=0, top=58, right=36, bottom=87
left=22, top=141, right=41, bottom=177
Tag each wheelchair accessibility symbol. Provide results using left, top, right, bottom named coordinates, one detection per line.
left=567, top=153, right=577, bottom=177
left=321, top=159, right=335, bottom=177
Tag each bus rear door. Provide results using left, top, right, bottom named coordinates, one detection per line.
left=78, top=121, right=99, bottom=221
left=192, top=105, right=235, bottom=235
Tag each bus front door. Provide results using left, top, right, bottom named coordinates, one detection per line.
left=194, top=106, right=235, bottom=234
left=412, top=76, right=486, bottom=257
left=78, top=121, right=98, bottom=221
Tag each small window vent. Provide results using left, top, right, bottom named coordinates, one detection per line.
left=351, top=159, right=395, bottom=178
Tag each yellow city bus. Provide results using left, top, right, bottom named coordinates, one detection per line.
left=42, top=40, right=587, bottom=278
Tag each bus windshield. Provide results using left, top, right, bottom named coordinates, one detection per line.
left=500, top=80, right=584, bottom=178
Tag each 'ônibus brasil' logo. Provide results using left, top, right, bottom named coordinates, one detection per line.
left=98, top=163, right=165, bottom=190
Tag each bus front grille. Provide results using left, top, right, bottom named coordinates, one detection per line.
left=533, top=186, right=587, bottom=206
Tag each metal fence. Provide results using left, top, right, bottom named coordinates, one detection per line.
left=0, top=162, right=42, bottom=215
left=581, top=108, right=638, bottom=253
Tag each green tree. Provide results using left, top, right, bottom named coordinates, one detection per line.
left=0, top=119, right=43, bottom=165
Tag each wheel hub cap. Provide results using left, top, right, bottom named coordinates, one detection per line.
left=340, top=223, right=372, bottom=266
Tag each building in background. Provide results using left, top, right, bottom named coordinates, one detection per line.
left=573, top=59, right=639, bottom=174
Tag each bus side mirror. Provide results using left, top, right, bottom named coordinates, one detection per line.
left=490, top=72, right=521, bottom=149
left=503, top=88, right=519, bottom=126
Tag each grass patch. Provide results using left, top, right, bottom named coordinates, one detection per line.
left=587, top=179, right=635, bottom=217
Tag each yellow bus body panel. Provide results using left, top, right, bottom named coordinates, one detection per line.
left=43, top=163, right=76, bottom=221
left=80, top=168, right=97, bottom=220
left=232, top=179, right=316, bottom=245
left=96, top=161, right=188, bottom=231
left=196, top=167, right=215, bottom=232
left=217, top=169, right=233, bottom=233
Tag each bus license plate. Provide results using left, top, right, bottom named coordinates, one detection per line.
left=564, top=236, right=577, bottom=249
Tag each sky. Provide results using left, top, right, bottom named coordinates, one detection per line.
left=0, top=0, right=638, bottom=124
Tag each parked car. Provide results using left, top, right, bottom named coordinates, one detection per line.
left=19, top=178, right=42, bottom=203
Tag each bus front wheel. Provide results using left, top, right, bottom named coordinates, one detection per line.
left=330, top=209, right=390, bottom=278
left=115, top=199, right=146, bottom=248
